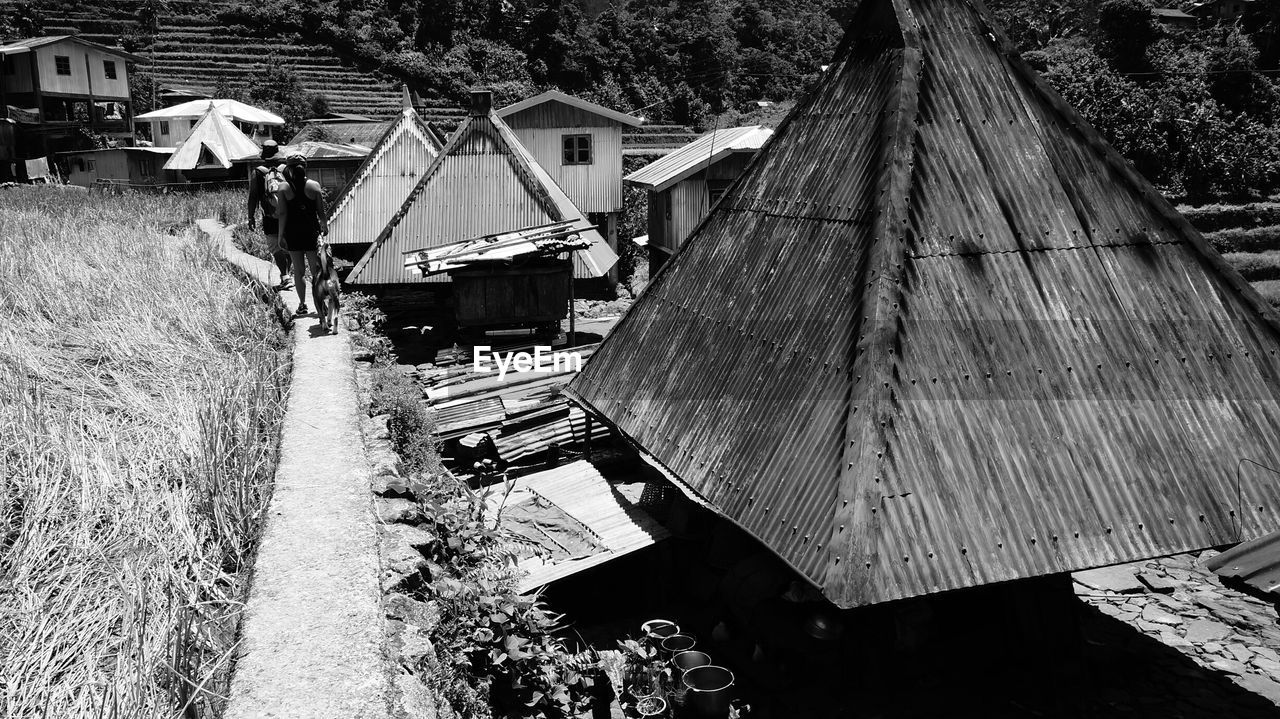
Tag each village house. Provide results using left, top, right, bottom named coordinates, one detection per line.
left=624, top=125, right=772, bottom=272
left=348, top=90, right=616, bottom=331
left=135, top=98, right=283, bottom=148
left=0, top=35, right=141, bottom=172
left=61, top=146, right=177, bottom=187
left=324, top=104, right=443, bottom=264
left=1189, top=0, right=1255, bottom=21
left=160, top=106, right=262, bottom=183
left=496, top=90, right=643, bottom=282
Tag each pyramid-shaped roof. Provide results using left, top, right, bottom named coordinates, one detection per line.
left=163, top=108, right=261, bottom=171
left=326, top=108, right=443, bottom=246
left=566, top=0, right=1280, bottom=609
left=349, top=104, right=617, bottom=284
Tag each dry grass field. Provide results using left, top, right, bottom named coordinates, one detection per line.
left=0, top=187, right=289, bottom=718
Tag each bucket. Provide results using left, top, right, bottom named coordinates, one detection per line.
left=660, top=634, right=696, bottom=656
left=672, top=650, right=712, bottom=675
left=682, top=665, right=734, bottom=718
left=642, top=619, right=680, bottom=643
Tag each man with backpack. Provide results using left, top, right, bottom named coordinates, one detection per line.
left=246, top=140, right=291, bottom=289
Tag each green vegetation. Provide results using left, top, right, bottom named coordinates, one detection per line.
left=1204, top=225, right=1280, bottom=253
left=1223, top=250, right=1280, bottom=281
left=0, top=187, right=289, bottom=718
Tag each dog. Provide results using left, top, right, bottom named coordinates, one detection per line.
left=312, top=242, right=341, bottom=334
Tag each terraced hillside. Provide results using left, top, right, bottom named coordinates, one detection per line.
left=13, top=0, right=403, bottom=116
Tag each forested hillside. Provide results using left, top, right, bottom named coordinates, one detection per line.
left=2, top=0, right=1280, bottom=202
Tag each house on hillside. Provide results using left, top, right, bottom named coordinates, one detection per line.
left=568, top=0, right=1280, bottom=618
left=275, top=140, right=370, bottom=196
left=136, top=99, right=283, bottom=148
left=1152, top=7, right=1197, bottom=25
left=60, top=146, right=177, bottom=187
left=624, top=125, right=772, bottom=272
left=158, top=85, right=211, bottom=106
left=348, top=90, right=617, bottom=329
left=496, top=90, right=643, bottom=281
left=324, top=105, right=443, bottom=264
left=1189, top=0, right=1255, bottom=21
left=0, top=35, right=141, bottom=159
left=162, top=107, right=261, bottom=183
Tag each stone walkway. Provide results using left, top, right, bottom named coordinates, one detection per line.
left=198, top=220, right=392, bottom=719
left=1074, top=551, right=1280, bottom=713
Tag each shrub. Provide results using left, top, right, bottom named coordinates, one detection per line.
left=1181, top=202, right=1280, bottom=233
left=1251, top=280, right=1280, bottom=308
left=368, top=364, right=441, bottom=475
left=1224, top=252, right=1280, bottom=282
left=1205, top=225, right=1280, bottom=254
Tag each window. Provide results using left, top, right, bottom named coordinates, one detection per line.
left=562, top=134, right=592, bottom=165
left=86, top=159, right=95, bottom=172
left=103, top=60, right=116, bottom=80
left=159, top=121, right=170, bottom=135
left=54, top=55, right=71, bottom=76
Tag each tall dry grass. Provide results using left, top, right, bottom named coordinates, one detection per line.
left=0, top=186, right=289, bottom=718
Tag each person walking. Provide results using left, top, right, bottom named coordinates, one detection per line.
left=246, top=140, right=291, bottom=289
left=281, top=152, right=327, bottom=316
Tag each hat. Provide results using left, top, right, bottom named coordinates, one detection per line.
left=261, top=140, right=279, bottom=159
left=285, top=152, right=307, bottom=166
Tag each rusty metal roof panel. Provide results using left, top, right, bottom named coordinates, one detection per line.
left=566, top=0, right=1280, bottom=609
left=348, top=110, right=615, bottom=284
left=624, top=126, right=773, bottom=192
left=1207, top=530, right=1280, bottom=595
left=326, top=109, right=441, bottom=246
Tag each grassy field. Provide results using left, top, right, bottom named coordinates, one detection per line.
left=0, top=186, right=289, bottom=718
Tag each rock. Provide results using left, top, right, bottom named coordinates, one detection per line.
left=1252, top=646, right=1280, bottom=664
left=1184, top=618, right=1232, bottom=644
left=1138, top=571, right=1178, bottom=593
left=364, top=414, right=391, bottom=440
left=1198, top=549, right=1221, bottom=564
left=394, top=670, right=440, bottom=719
left=399, top=624, right=436, bottom=664
left=353, top=347, right=374, bottom=362
left=1159, top=630, right=1193, bottom=648
left=1236, top=673, right=1280, bottom=703
left=375, top=473, right=413, bottom=498
left=379, top=524, right=436, bottom=592
left=1140, top=604, right=1182, bottom=626
left=377, top=498, right=424, bottom=524
left=1209, top=657, right=1249, bottom=675
left=1252, top=656, right=1280, bottom=678
left=1116, top=611, right=1140, bottom=622
left=1204, top=642, right=1224, bottom=655
left=385, top=593, right=436, bottom=627
left=1137, top=619, right=1165, bottom=634
left=1097, top=603, right=1126, bottom=618
left=415, top=363, right=436, bottom=372
left=1227, top=644, right=1255, bottom=664
left=370, top=447, right=402, bottom=478
left=1074, top=565, right=1147, bottom=594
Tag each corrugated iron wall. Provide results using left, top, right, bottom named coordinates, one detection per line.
left=569, top=0, right=1280, bottom=609
left=328, top=113, right=438, bottom=246
left=504, top=102, right=624, bottom=213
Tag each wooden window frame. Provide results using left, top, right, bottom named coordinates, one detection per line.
left=561, top=134, right=592, bottom=166
left=159, top=121, right=170, bottom=135
left=103, top=60, right=117, bottom=80
left=54, top=55, right=72, bottom=76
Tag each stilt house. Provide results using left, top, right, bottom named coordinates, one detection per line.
left=566, top=0, right=1280, bottom=609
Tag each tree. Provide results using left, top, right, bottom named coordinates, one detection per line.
left=1096, top=0, right=1162, bottom=72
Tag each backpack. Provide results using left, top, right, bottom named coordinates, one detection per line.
left=254, top=163, right=292, bottom=218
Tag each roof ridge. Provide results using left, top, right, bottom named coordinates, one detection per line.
left=326, top=109, right=439, bottom=228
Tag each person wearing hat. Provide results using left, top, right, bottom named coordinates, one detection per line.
left=281, top=152, right=327, bottom=316
left=246, top=140, right=291, bottom=289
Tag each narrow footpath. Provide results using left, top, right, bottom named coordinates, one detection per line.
left=198, top=220, right=391, bottom=718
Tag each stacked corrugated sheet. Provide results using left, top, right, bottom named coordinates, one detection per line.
left=420, top=342, right=607, bottom=472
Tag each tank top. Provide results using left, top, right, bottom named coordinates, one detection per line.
left=283, top=178, right=321, bottom=244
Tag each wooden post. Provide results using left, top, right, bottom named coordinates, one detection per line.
left=83, top=52, right=96, bottom=130
left=568, top=254, right=576, bottom=348
left=584, top=413, right=593, bottom=462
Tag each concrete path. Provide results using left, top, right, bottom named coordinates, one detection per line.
left=198, top=220, right=390, bottom=719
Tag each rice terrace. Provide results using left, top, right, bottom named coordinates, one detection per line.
left=11, top=0, right=1280, bottom=718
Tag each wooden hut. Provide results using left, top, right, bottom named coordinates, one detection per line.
left=567, top=0, right=1280, bottom=609
left=323, top=106, right=443, bottom=264
left=496, top=90, right=642, bottom=281
left=624, top=125, right=772, bottom=272
left=348, top=89, right=616, bottom=327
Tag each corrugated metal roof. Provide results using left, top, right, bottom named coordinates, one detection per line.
left=138, top=99, right=284, bottom=126
left=405, top=220, right=598, bottom=276
left=497, top=90, right=643, bottom=128
left=325, top=109, right=441, bottom=246
left=348, top=108, right=617, bottom=284
left=277, top=140, right=370, bottom=159
left=1206, top=530, right=1280, bottom=595
left=0, top=35, right=144, bottom=61
left=624, top=126, right=773, bottom=192
left=490, top=460, right=670, bottom=592
left=565, top=0, right=1280, bottom=609
left=163, top=108, right=260, bottom=170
